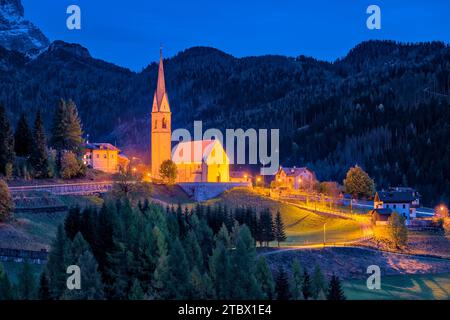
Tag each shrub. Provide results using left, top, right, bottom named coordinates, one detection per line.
left=0, top=179, right=14, bottom=222
left=60, top=152, right=84, bottom=179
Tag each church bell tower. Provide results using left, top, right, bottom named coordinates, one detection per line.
left=151, top=48, right=172, bottom=179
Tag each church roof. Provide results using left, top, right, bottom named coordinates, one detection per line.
left=172, top=140, right=229, bottom=164
left=153, top=47, right=169, bottom=112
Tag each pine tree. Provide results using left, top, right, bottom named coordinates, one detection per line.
left=64, top=100, right=84, bottom=155
left=152, top=226, right=171, bottom=299
left=18, top=262, right=36, bottom=300
left=0, top=105, right=15, bottom=176
left=302, top=270, right=312, bottom=300
left=65, top=206, right=81, bottom=240
left=327, top=274, right=346, bottom=300
left=65, top=251, right=105, bottom=300
left=259, top=209, right=275, bottom=247
left=51, top=99, right=84, bottom=155
left=128, top=278, right=144, bottom=300
left=229, top=225, right=262, bottom=299
left=275, top=266, right=291, bottom=300
left=209, top=233, right=232, bottom=299
left=167, top=238, right=190, bottom=299
left=30, top=110, right=51, bottom=179
left=290, top=258, right=304, bottom=300
left=38, top=271, right=51, bottom=300
left=312, top=265, right=326, bottom=300
left=46, top=225, right=70, bottom=299
left=255, top=256, right=275, bottom=300
left=14, top=113, right=33, bottom=157
left=273, top=210, right=286, bottom=247
left=0, top=263, right=15, bottom=300
left=184, top=230, right=204, bottom=272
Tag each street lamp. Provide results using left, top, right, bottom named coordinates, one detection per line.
left=323, top=223, right=326, bottom=247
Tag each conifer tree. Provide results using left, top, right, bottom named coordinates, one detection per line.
left=188, top=267, right=215, bottom=299
left=259, top=209, right=274, bottom=246
left=327, top=274, right=346, bottom=300
left=167, top=238, right=190, bottom=298
left=209, top=232, right=232, bottom=299
left=312, top=265, right=326, bottom=300
left=64, top=206, right=81, bottom=240
left=38, top=271, right=51, bottom=300
left=14, top=113, right=33, bottom=158
left=128, top=278, right=144, bottom=300
left=275, top=266, right=291, bottom=300
left=273, top=210, right=286, bottom=247
left=290, top=258, right=304, bottom=300
left=229, top=225, right=262, bottom=299
left=46, top=225, right=70, bottom=299
left=51, top=99, right=84, bottom=156
left=152, top=226, right=171, bottom=299
left=0, top=263, right=15, bottom=300
left=65, top=250, right=105, bottom=300
left=0, top=105, right=15, bottom=176
left=30, top=110, right=51, bottom=179
left=184, top=230, right=204, bottom=272
left=255, top=256, right=275, bottom=300
left=18, top=263, right=36, bottom=300
left=302, top=270, right=312, bottom=300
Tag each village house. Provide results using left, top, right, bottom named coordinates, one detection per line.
left=274, top=166, right=316, bottom=190
left=371, top=187, right=420, bottom=225
left=83, top=143, right=129, bottom=173
left=150, top=48, right=231, bottom=183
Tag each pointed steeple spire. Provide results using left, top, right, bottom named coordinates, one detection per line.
left=155, top=45, right=166, bottom=109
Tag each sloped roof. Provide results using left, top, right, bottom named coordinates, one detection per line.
left=374, top=208, right=393, bottom=215
left=280, top=166, right=312, bottom=177
left=172, top=140, right=229, bottom=164
left=152, top=48, right=170, bottom=112
left=376, top=190, right=418, bottom=203
left=85, top=143, right=120, bottom=152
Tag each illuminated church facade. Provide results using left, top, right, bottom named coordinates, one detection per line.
left=151, top=50, right=230, bottom=183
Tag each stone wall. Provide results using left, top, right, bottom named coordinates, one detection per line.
left=178, top=182, right=251, bottom=201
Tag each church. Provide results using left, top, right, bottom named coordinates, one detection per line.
left=151, top=49, right=230, bottom=183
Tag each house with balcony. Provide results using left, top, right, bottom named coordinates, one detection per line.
left=371, top=187, right=420, bottom=225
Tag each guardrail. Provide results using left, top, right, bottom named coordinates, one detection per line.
left=0, top=247, right=48, bottom=264
left=9, top=181, right=114, bottom=196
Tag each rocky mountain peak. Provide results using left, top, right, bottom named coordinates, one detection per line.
left=0, top=0, right=49, bottom=57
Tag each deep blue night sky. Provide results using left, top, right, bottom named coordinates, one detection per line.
left=22, top=0, right=450, bottom=71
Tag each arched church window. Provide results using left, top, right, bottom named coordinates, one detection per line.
left=162, top=118, right=167, bottom=129
left=154, top=120, right=157, bottom=129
